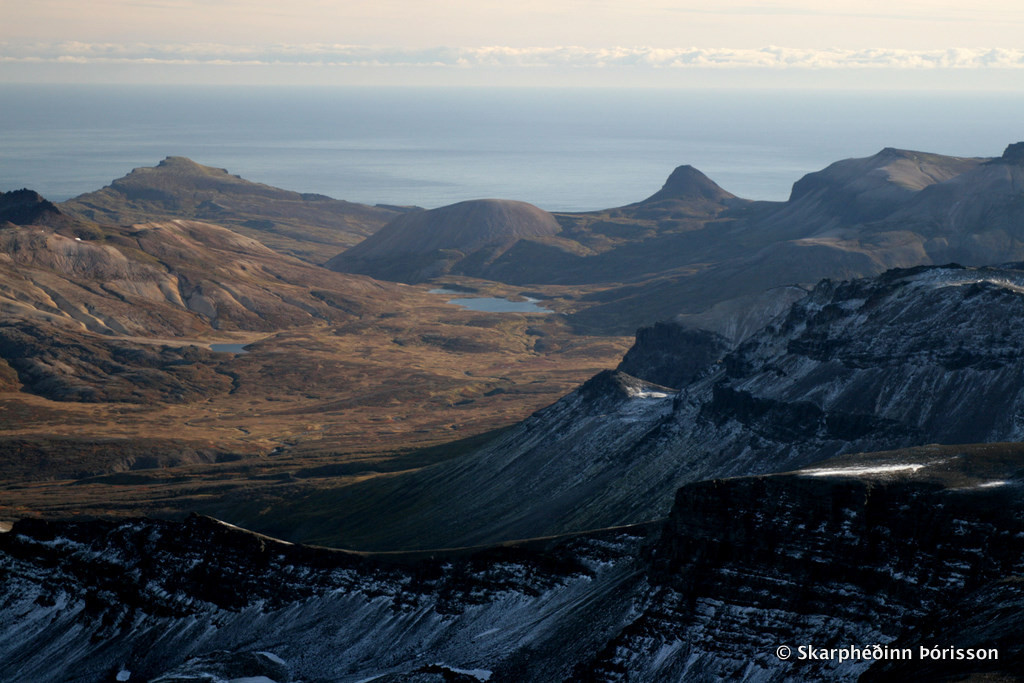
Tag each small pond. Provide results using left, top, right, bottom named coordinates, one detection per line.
left=446, top=297, right=552, bottom=313
left=209, top=343, right=250, bottom=354
left=429, top=288, right=552, bottom=313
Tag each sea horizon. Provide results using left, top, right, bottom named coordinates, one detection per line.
left=2, top=83, right=1022, bottom=212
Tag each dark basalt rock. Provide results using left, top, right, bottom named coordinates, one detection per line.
left=992, top=141, right=1024, bottom=165
left=577, top=454, right=1024, bottom=680
left=150, top=651, right=291, bottom=683
left=617, top=321, right=729, bottom=389
left=0, top=189, right=64, bottom=226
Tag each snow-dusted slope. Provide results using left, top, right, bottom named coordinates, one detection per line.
left=3, top=447, right=1024, bottom=681
left=0, top=515, right=655, bottom=682
left=311, top=264, right=1024, bottom=550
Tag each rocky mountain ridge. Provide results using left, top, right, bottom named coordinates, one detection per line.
left=571, top=144, right=1024, bottom=333
left=279, top=263, right=1024, bottom=550
left=2, top=445, right=1022, bottom=681
left=61, top=156, right=404, bottom=264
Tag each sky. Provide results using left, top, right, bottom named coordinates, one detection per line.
left=2, top=0, right=1024, bottom=88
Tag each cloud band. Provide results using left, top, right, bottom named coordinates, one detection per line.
left=3, top=43, right=1024, bottom=69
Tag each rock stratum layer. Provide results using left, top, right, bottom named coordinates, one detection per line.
left=2, top=447, right=1023, bottom=681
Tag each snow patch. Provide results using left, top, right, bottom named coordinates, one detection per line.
left=627, top=387, right=670, bottom=399
left=116, top=671, right=130, bottom=682
left=800, top=463, right=926, bottom=477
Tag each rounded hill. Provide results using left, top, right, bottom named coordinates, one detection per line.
left=327, top=198, right=562, bottom=283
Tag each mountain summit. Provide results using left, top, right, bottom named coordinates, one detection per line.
left=993, top=141, right=1024, bottom=165
left=640, top=164, right=735, bottom=204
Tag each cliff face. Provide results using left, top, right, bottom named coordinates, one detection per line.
left=3, top=447, right=1022, bottom=682
left=616, top=322, right=729, bottom=389
left=577, top=446, right=1024, bottom=681
left=297, top=264, right=1024, bottom=550
left=0, top=514, right=656, bottom=682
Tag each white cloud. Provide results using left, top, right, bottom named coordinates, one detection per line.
left=4, top=42, right=1024, bottom=70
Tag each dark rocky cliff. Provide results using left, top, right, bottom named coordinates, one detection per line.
left=575, top=445, right=1024, bottom=680
left=0, top=188, right=65, bottom=226
left=3, top=447, right=1023, bottom=681
left=616, top=321, right=729, bottom=389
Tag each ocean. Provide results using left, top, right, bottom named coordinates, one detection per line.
left=1, top=84, right=1021, bottom=211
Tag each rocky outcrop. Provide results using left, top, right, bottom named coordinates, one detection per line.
left=616, top=322, right=729, bottom=388
left=991, top=141, right=1024, bottom=166
left=0, top=189, right=65, bottom=226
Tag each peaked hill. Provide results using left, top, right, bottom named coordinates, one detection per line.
left=568, top=145, right=1017, bottom=333
left=61, top=157, right=403, bottom=264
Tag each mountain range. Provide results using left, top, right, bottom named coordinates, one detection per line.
left=5, top=144, right=1024, bottom=681
left=325, top=144, right=1024, bottom=335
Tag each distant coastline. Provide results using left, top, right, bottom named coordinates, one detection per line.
left=2, top=84, right=1022, bottom=211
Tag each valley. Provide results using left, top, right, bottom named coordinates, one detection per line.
left=5, top=143, right=1024, bottom=680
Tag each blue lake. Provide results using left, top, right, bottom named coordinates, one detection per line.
left=209, top=343, right=250, bottom=354
left=445, top=296, right=551, bottom=313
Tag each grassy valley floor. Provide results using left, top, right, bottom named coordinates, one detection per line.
left=0, top=282, right=632, bottom=532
